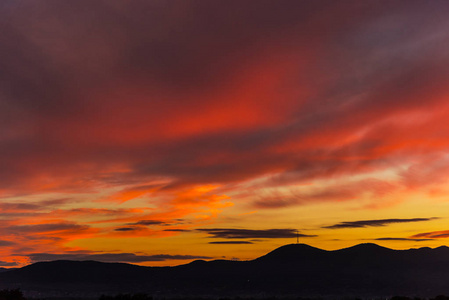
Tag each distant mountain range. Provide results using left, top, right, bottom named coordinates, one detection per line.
left=2, top=243, right=449, bottom=298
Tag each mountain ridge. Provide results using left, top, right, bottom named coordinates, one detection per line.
left=2, top=243, right=449, bottom=297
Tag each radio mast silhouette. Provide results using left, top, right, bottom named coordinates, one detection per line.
left=295, top=230, right=299, bottom=244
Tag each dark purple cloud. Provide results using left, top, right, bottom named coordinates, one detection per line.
left=127, top=220, right=166, bottom=226
left=411, top=230, right=449, bottom=239
left=0, top=261, right=19, bottom=267
left=373, top=237, right=432, bottom=242
left=0, top=199, right=73, bottom=213
left=208, top=241, right=253, bottom=245
left=25, top=252, right=212, bottom=263
left=114, top=227, right=141, bottom=232
left=197, top=228, right=317, bottom=239
left=6, top=222, right=90, bottom=234
left=0, top=240, right=15, bottom=247
left=324, top=218, right=438, bottom=229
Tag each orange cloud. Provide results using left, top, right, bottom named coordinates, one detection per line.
left=104, top=184, right=232, bottom=237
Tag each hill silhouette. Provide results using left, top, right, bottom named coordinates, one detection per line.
left=2, top=243, right=449, bottom=297
left=255, top=243, right=327, bottom=262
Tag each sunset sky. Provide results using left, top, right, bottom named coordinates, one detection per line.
left=2, top=0, right=449, bottom=267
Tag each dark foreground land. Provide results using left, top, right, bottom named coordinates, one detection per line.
left=2, top=244, right=449, bottom=298
left=4, top=289, right=449, bottom=300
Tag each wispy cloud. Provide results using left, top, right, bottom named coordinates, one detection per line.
left=208, top=241, right=253, bottom=245
left=197, top=228, right=317, bottom=239
left=0, top=261, right=19, bottom=267
left=114, top=227, right=142, bottom=232
left=24, top=252, right=212, bottom=263
left=253, top=179, right=397, bottom=209
left=373, top=237, right=433, bottom=242
left=411, top=230, right=449, bottom=239
left=0, top=240, right=15, bottom=246
left=324, top=218, right=438, bottom=229
left=6, top=222, right=91, bottom=234
left=127, top=220, right=166, bottom=226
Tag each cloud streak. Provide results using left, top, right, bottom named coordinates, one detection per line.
left=411, top=230, right=449, bottom=239
left=127, top=220, right=166, bottom=226
left=208, top=241, right=253, bottom=245
left=324, top=218, right=438, bottom=229
left=373, top=237, right=433, bottom=242
left=25, top=252, right=212, bottom=263
left=197, top=228, right=317, bottom=239
left=0, top=240, right=15, bottom=247
left=0, top=261, right=19, bottom=267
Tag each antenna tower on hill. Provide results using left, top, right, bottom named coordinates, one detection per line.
left=295, top=229, right=299, bottom=244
